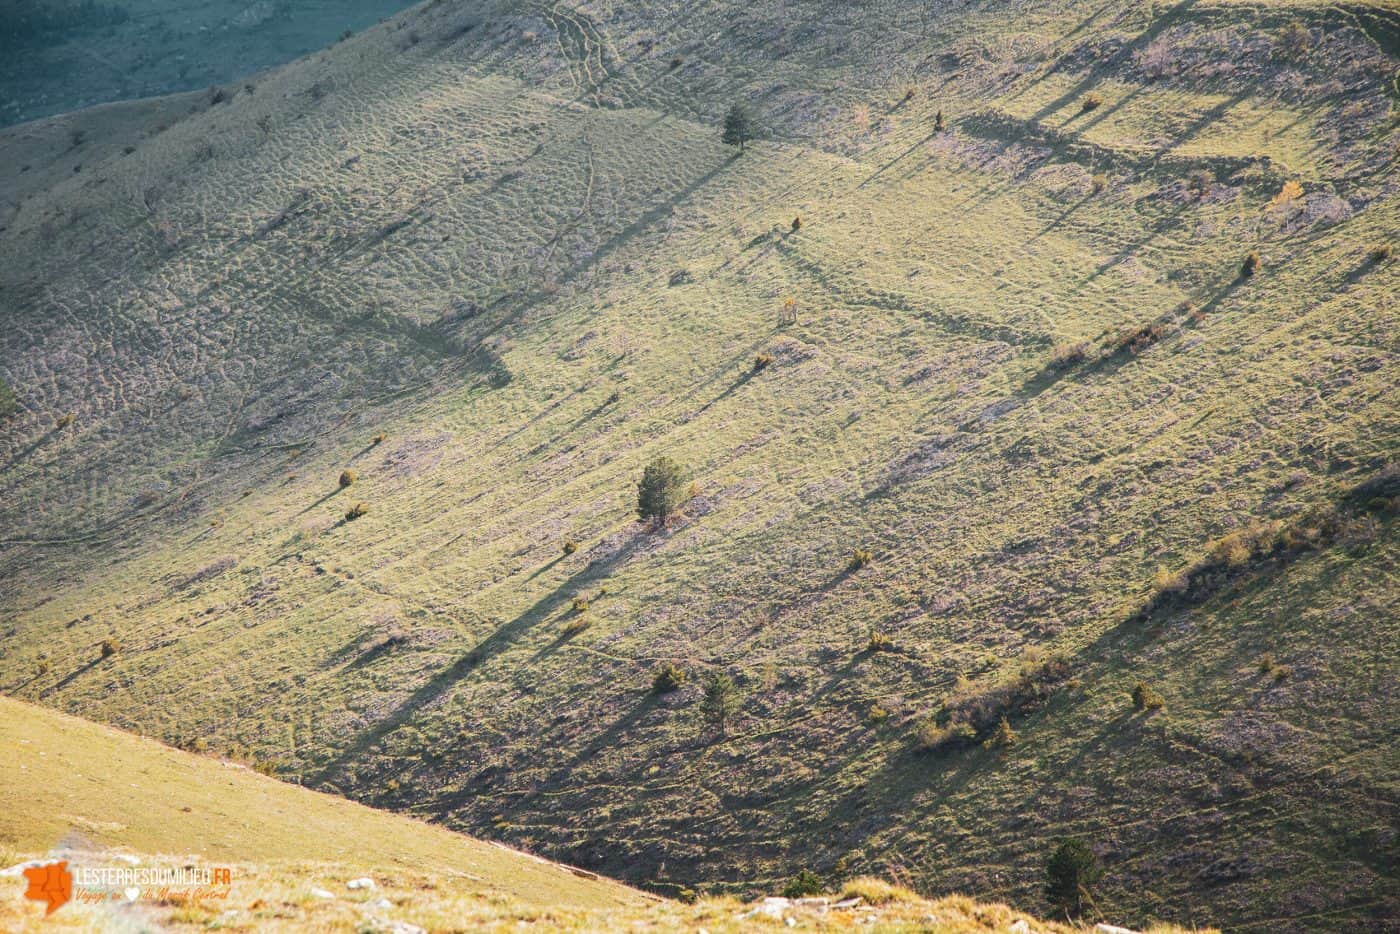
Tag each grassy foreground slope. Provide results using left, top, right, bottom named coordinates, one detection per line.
left=0, top=0, right=1396, bottom=929
left=3, top=696, right=1127, bottom=933
left=0, top=696, right=642, bottom=910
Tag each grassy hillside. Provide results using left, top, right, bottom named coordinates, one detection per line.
left=4, top=696, right=1131, bottom=932
left=0, top=0, right=1396, bottom=929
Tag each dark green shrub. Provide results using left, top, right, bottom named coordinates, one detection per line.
left=1044, top=838, right=1100, bottom=919
left=1131, top=682, right=1164, bottom=711
left=652, top=664, right=687, bottom=693
left=700, top=673, right=742, bottom=734
left=866, top=629, right=894, bottom=652
left=1241, top=250, right=1262, bottom=278
left=637, top=456, right=688, bottom=526
left=782, top=870, right=823, bottom=898
left=791, top=216, right=802, bottom=231
left=721, top=102, right=756, bottom=152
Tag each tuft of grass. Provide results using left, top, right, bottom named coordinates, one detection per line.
left=840, top=876, right=918, bottom=905
left=848, top=548, right=873, bottom=570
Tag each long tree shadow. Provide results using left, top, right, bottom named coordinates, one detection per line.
left=312, top=525, right=656, bottom=786
left=39, top=657, right=104, bottom=698
left=1027, top=0, right=1200, bottom=124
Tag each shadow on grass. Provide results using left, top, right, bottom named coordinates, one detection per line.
left=39, top=656, right=104, bottom=698
left=312, top=525, right=654, bottom=786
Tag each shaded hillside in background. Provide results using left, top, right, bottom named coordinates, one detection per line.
left=0, top=0, right=1396, bottom=930
left=0, top=0, right=422, bottom=127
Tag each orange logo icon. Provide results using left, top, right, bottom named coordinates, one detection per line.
left=22, top=861, right=72, bottom=915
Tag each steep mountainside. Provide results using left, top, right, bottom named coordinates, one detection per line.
left=0, top=0, right=1396, bottom=930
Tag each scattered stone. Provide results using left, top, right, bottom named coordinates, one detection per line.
left=346, top=876, right=376, bottom=890
left=309, top=887, right=334, bottom=899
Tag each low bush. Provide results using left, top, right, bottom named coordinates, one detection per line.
left=1370, top=243, right=1392, bottom=264
left=652, top=664, right=687, bottom=693
left=1048, top=340, right=1089, bottom=370
left=339, top=469, right=357, bottom=488
left=781, top=870, right=823, bottom=898
left=983, top=716, right=1018, bottom=748
left=562, top=539, right=579, bottom=555
left=866, top=629, right=894, bottom=652
left=849, top=548, right=873, bottom=570
left=570, top=596, right=590, bottom=613
left=916, top=649, right=1070, bottom=752
left=344, top=502, right=369, bottom=521
left=1080, top=93, right=1103, bottom=112
left=1241, top=250, right=1262, bottom=278
left=99, top=639, right=119, bottom=659
left=753, top=353, right=774, bottom=373
left=1131, top=682, right=1165, bottom=711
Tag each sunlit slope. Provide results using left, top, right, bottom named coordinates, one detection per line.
left=0, top=0, right=1396, bottom=929
left=0, top=696, right=643, bottom=911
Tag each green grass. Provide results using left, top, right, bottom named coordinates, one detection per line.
left=0, top=0, right=1395, bottom=930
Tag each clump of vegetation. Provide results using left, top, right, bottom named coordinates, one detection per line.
left=1048, top=340, right=1089, bottom=370
left=55, top=413, right=75, bottom=429
left=637, top=455, right=688, bottom=526
left=916, top=650, right=1070, bottom=752
left=0, top=378, right=16, bottom=419
left=1240, top=250, right=1262, bottom=278
left=753, top=353, right=774, bottom=373
left=570, top=596, right=590, bottom=613
left=700, top=672, right=743, bottom=734
left=721, top=102, right=756, bottom=152
left=848, top=548, right=873, bottom=570
left=99, top=639, right=119, bottom=659
left=1370, top=243, right=1392, bottom=265
left=915, top=717, right=976, bottom=752
left=840, top=877, right=917, bottom=905
left=339, top=469, right=357, bottom=489
left=791, top=216, right=802, bottom=232
left=372, top=432, right=387, bottom=445
left=781, top=870, right=823, bottom=898
left=1090, top=173, right=1108, bottom=194
left=1109, top=322, right=1166, bottom=356
left=983, top=716, right=1018, bottom=749
left=1131, top=682, right=1165, bottom=711
left=562, top=539, right=579, bottom=555
left=934, top=110, right=946, bottom=132
left=564, top=616, right=592, bottom=636
left=1080, top=93, right=1103, bottom=112
left=866, top=629, right=894, bottom=652
left=652, top=664, right=687, bottom=693
left=1044, top=838, right=1100, bottom=919
left=344, top=502, right=369, bottom=521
